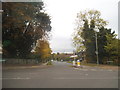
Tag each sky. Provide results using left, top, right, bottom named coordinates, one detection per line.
left=43, top=0, right=119, bottom=53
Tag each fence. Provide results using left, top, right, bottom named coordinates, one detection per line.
left=2, top=58, right=39, bottom=64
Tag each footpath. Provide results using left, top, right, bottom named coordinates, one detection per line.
left=71, top=62, right=119, bottom=71
left=2, top=63, right=50, bottom=70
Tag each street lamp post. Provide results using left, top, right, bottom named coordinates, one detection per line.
left=94, top=28, right=99, bottom=65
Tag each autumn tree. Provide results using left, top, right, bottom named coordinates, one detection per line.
left=34, top=39, right=52, bottom=62
left=2, top=2, right=51, bottom=58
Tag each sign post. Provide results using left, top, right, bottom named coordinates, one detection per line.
left=73, top=60, right=76, bottom=66
left=70, top=55, right=78, bottom=67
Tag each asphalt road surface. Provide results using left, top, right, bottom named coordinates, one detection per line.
left=2, top=61, right=118, bottom=88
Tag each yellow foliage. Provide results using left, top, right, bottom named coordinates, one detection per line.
left=35, top=39, right=52, bottom=59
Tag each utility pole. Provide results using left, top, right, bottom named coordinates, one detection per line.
left=95, top=32, right=99, bottom=65
left=94, top=27, right=99, bottom=65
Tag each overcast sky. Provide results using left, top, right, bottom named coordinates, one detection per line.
left=43, top=0, right=119, bottom=53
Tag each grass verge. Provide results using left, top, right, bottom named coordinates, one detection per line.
left=46, top=61, right=52, bottom=65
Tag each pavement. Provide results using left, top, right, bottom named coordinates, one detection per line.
left=2, top=63, right=49, bottom=70
left=2, top=61, right=119, bottom=88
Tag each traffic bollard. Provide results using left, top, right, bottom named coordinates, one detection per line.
left=77, top=60, right=80, bottom=66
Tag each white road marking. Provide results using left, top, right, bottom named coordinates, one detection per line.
left=1, top=77, right=118, bottom=80
left=2, top=77, right=30, bottom=80
left=77, top=69, right=88, bottom=71
left=90, top=69, right=97, bottom=71
left=53, top=77, right=118, bottom=80
left=74, top=68, right=79, bottom=69
left=85, top=74, right=88, bottom=76
left=82, top=69, right=88, bottom=71
left=108, top=70, right=113, bottom=71
left=73, top=68, right=114, bottom=72
left=100, top=69, right=104, bottom=71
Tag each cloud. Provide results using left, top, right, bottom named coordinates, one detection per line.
left=50, top=36, right=74, bottom=53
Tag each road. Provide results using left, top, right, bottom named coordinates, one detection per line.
left=2, top=61, right=118, bottom=88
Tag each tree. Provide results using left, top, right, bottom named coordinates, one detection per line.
left=104, top=33, right=119, bottom=64
left=2, top=2, right=51, bottom=58
left=72, top=10, right=115, bottom=63
left=34, top=39, right=52, bottom=62
left=97, top=27, right=116, bottom=63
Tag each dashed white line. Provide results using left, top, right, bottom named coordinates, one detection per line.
left=53, top=77, right=118, bottom=80
left=91, top=69, right=97, bottom=71
left=108, top=70, right=113, bottom=71
left=85, top=74, right=88, bottom=76
left=2, top=77, right=30, bottom=80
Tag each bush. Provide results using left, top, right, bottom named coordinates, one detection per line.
left=46, top=61, right=52, bottom=65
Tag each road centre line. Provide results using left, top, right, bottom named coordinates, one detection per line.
left=53, top=77, right=118, bottom=80
left=2, top=77, right=30, bottom=80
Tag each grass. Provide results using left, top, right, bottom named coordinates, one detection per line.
left=67, top=61, right=97, bottom=66
left=67, top=61, right=72, bottom=64
left=46, top=61, right=52, bottom=65
left=67, top=61, right=119, bottom=69
left=81, top=63, right=98, bottom=67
